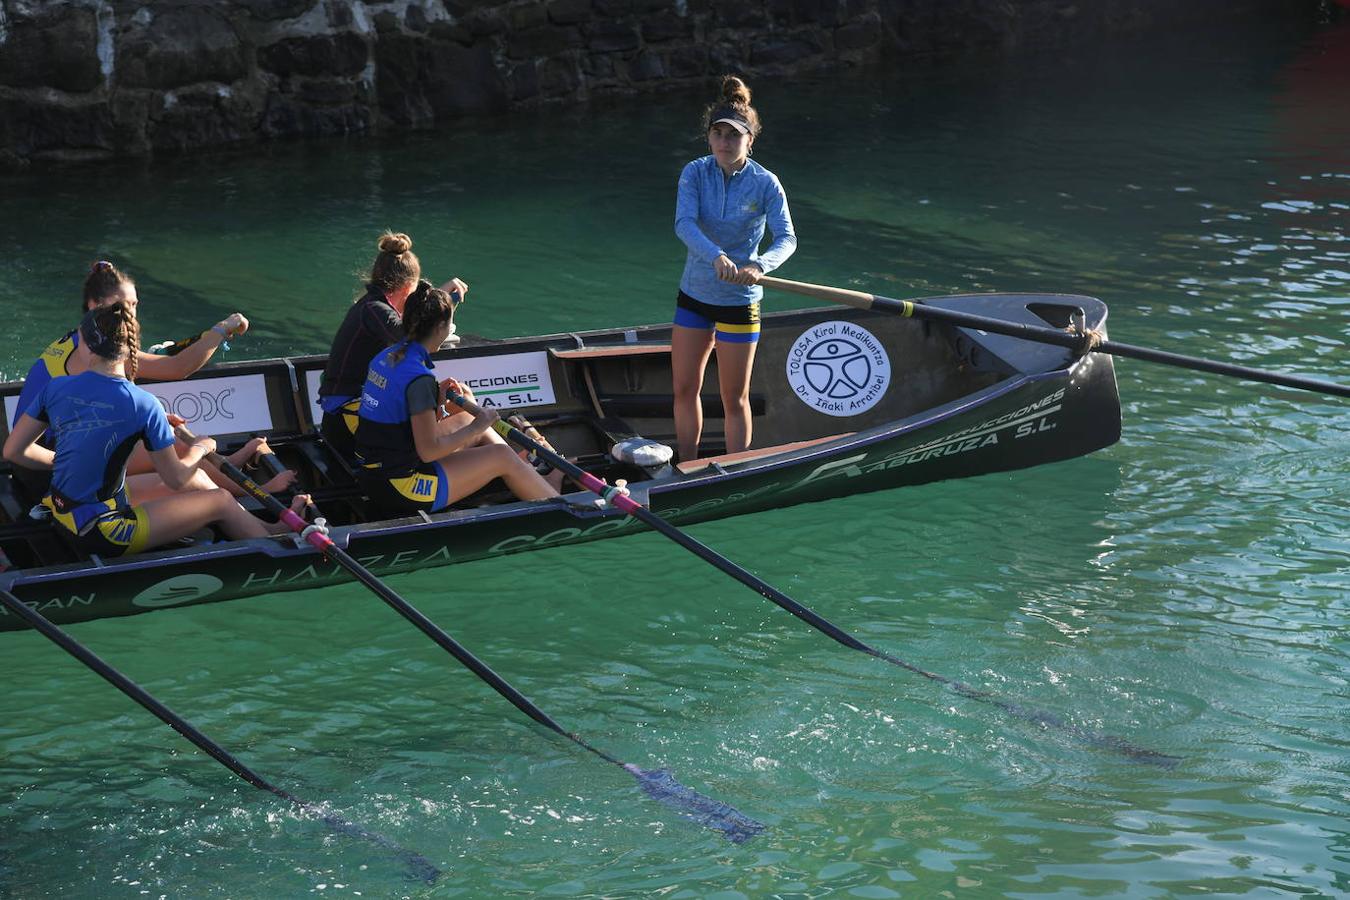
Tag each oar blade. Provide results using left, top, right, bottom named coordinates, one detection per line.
left=314, top=810, right=441, bottom=882
left=628, top=766, right=766, bottom=844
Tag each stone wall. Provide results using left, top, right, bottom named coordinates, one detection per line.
left=0, top=0, right=1310, bottom=164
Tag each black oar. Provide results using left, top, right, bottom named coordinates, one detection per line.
left=0, top=587, right=439, bottom=881
left=760, top=275, right=1350, bottom=399
left=449, top=395, right=1178, bottom=767
left=191, top=430, right=763, bottom=843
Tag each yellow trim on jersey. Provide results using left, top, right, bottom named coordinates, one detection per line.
left=48, top=497, right=152, bottom=554
left=93, top=506, right=152, bottom=554
left=340, top=397, right=361, bottom=435
left=41, top=333, right=78, bottom=378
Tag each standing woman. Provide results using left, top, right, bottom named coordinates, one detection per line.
left=354, top=286, right=558, bottom=515
left=672, top=75, right=796, bottom=462
left=317, top=232, right=468, bottom=462
left=3, top=302, right=309, bottom=558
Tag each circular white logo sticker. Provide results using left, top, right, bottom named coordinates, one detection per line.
left=786, top=321, right=891, bottom=417
left=132, top=574, right=224, bottom=608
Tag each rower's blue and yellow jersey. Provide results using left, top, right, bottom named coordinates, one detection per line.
left=12, top=329, right=79, bottom=426
left=32, top=370, right=175, bottom=552
left=355, top=341, right=452, bottom=512
left=355, top=341, right=439, bottom=474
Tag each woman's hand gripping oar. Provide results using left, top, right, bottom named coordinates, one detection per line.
left=0, top=586, right=440, bottom=882
left=445, top=394, right=1179, bottom=767
left=180, top=426, right=765, bottom=844
left=759, top=275, right=1350, bottom=399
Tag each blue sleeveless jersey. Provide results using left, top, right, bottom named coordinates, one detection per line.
left=356, top=341, right=438, bottom=474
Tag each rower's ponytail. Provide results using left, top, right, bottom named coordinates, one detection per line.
left=701, top=74, right=761, bottom=136
left=388, top=281, right=454, bottom=365
left=367, top=231, right=421, bottom=296
left=83, top=260, right=134, bottom=313
left=79, top=300, right=141, bottom=380
left=117, top=302, right=142, bottom=382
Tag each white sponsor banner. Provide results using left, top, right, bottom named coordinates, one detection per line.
left=4, top=374, right=272, bottom=436
left=786, top=321, right=891, bottom=417
left=2, top=395, right=20, bottom=430
left=142, top=374, right=274, bottom=435
left=305, top=350, right=556, bottom=424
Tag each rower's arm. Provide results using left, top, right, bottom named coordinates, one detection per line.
left=148, top=435, right=214, bottom=491
left=2, top=414, right=54, bottom=471
left=137, top=313, right=249, bottom=381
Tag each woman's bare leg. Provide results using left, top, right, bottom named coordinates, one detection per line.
left=125, top=467, right=218, bottom=504
left=714, top=339, right=757, bottom=455
left=441, top=445, right=558, bottom=503
left=125, top=437, right=295, bottom=501
left=140, top=488, right=271, bottom=546
left=671, top=325, right=715, bottom=462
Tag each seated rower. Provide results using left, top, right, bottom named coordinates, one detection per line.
left=317, top=231, right=469, bottom=463
left=10, top=260, right=294, bottom=503
left=3, top=302, right=310, bottom=557
left=354, top=285, right=558, bottom=515
left=14, top=260, right=248, bottom=423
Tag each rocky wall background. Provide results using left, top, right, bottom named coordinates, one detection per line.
left=0, top=0, right=1317, bottom=164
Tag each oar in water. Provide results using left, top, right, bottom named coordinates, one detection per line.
left=190, top=429, right=764, bottom=844
left=447, top=395, right=1179, bottom=767
left=759, top=275, right=1350, bottom=399
left=0, top=587, right=439, bottom=882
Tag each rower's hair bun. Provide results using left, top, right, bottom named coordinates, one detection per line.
left=721, top=75, right=751, bottom=107
left=379, top=232, right=413, bottom=255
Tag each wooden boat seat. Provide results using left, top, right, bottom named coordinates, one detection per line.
left=676, top=433, right=855, bottom=474
left=549, top=343, right=672, bottom=360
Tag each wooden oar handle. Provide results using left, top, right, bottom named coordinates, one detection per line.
left=759, top=275, right=878, bottom=310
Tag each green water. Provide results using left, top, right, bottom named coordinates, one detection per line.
left=3, top=18, right=1348, bottom=898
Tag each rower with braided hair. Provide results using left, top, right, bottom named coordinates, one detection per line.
left=354, top=283, right=557, bottom=516
left=9, top=260, right=293, bottom=506
left=12, top=261, right=249, bottom=427
left=4, top=301, right=310, bottom=558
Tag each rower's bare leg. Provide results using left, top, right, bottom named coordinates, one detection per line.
left=215, top=437, right=298, bottom=495
left=445, top=412, right=563, bottom=492
left=125, top=439, right=296, bottom=504
left=672, top=325, right=715, bottom=462
left=125, top=468, right=219, bottom=504
left=442, top=445, right=558, bottom=503
left=715, top=339, right=757, bottom=455
left=140, top=489, right=270, bottom=545
left=141, top=490, right=314, bottom=547
left=443, top=409, right=510, bottom=448
left=506, top=415, right=566, bottom=491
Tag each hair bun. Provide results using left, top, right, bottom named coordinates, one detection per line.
left=720, top=75, right=751, bottom=106
left=378, top=232, right=413, bottom=255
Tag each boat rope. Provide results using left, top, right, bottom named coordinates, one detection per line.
left=300, top=517, right=329, bottom=543
left=1068, top=323, right=1105, bottom=356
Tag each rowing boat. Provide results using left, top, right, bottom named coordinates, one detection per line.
left=0, top=293, right=1120, bottom=631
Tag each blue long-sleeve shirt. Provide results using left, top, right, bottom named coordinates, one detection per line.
left=675, top=155, right=796, bottom=306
